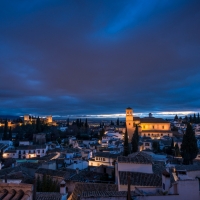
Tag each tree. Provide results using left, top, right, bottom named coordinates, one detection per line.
left=3, top=119, right=8, bottom=140
left=174, top=115, right=178, bottom=121
left=170, top=138, right=174, bottom=155
left=181, top=123, right=198, bottom=165
left=110, top=120, right=114, bottom=126
left=174, top=143, right=180, bottom=157
left=131, top=125, right=139, bottom=153
left=123, top=128, right=129, bottom=156
left=99, top=128, right=105, bottom=140
left=36, top=117, right=41, bottom=133
left=198, top=113, right=200, bottom=123
left=85, top=118, right=88, bottom=128
left=116, top=118, right=119, bottom=126
left=67, top=118, right=69, bottom=126
left=189, top=115, right=192, bottom=123
left=9, top=126, right=12, bottom=140
left=152, top=141, right=160, bottom=153
left=193, top=113, right=196, bottom=123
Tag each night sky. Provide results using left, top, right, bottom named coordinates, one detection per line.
left=0, top=0, right=200, bottom=116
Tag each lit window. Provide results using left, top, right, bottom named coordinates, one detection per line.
left=143, top=126, right=145, bottom=129
left=91, top=162, right=93, bottom=166
left=162, top=126, right=164, bottom=129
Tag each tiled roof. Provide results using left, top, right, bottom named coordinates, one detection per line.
left=68, top=183, right=117, bottom=200
left=119, top=171, right=162, bottom=187
left=142, top=130, right=172, bottom=133
left=81, top=191, right=137, bottom=198
left=118, top=152, right=152, bottom=164
left=0, top=182, right=33, bottom=200
left=20, top=162, right=41, bottom=169
left=94, top=152, right=121, bottom=159
left=35, top=168, right=76, bottom=180
left=175, top=164, right=200, bottom=171
left=36, top=192, right=64, bottom=200
left=140, top=118, right=169, bottom=123
left=0, top=166, right=22, bottom=176
left=16, top=145, right=46, bottom=150
left=4, top=149, right=16, bottom=153
left=69, top=170, right=102, bottom=182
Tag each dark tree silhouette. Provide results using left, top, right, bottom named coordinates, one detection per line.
left=181, top=123, right=198, bottom=165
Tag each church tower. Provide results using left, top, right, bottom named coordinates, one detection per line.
left=126, top=107, right=135, bottom=141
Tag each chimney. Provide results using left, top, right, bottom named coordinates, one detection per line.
left=5, top=174, right=7, bottom=183
left=33, top=178, right=36, bottom=200
left=60, top=180, right=66, bottom=195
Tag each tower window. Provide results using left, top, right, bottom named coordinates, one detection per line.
left=129, top=123, right=130, bottom=125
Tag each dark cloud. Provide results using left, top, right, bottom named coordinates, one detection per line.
left=0, top=0, right=200, bottom=116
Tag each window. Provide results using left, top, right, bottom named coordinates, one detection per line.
left=91, top=162, right=93, bottom=166
left=37, top=150, right=40, bottom=153
left=152, top=125, right=154, bottom=129
left=103, top=158, right=105, bottom=161
left=143, top=126, right=145, bottom=129
left=129, top=123, right=130, bottom=125
left=162, top=126, right=164, bottom=129
left=148, top=134, right=150, bottom=136
left=42, top=150, right=44, bottom=153
left=145, top=143, right=149, bottom=146
left=161, top=134, right=163, bottom=136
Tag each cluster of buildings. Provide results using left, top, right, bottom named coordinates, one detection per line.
left=0, top=108, right=200, bottom=199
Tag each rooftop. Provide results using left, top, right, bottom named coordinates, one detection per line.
left=140, top=117, right=169, bottom=124
left=119, top=171, right=162, bottom=187
left=68, top=182, right=117, bottom=200
left=118, top=152, right=152, bottom=164
left=35, top=168, right=76, bottom=180
left=36, top=192, right=64, bottom=200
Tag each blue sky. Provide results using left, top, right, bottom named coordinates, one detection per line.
left=0, top=0, right=200, bottom=116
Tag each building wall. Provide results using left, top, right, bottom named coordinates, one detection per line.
left=141, top=123, right=170, bottom=131
left=177, top=179, right=199, bottom=200
left=119, top=185, right=160, bottom=192
left=187, top=171, right=200, bottom=179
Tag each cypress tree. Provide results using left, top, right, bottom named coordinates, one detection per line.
left=85, top=118, right=88, bottom=128
left=9, top=126, right=12, bottom=141
left=174, top=143, right=180, bottom=157
left=198, top=113, right=200, bottom=123
left=3, top=119, right=8, bottom=140
left=189, top=115, right=192, bottom=123
left=131, top=125, right=139, bottom=153
left=170, top=138, right=174, bottom=155
left=67, top=118, right=69, bottom=126
left=123, top=128, right=129, bottom=156
left=174, top=115, right=178, bottom=121
left=193, top=113, right=196, bottom=123
left=36, top=117, right=41, bottom=133
left=116, top=118, right=119, bottom=126
left=181, top=123, right=198, bottom=165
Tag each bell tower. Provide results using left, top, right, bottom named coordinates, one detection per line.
left=126, top=107, right=135, bottom=141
